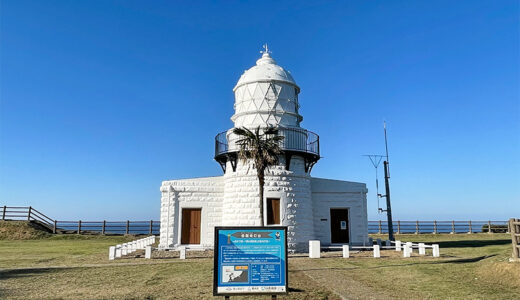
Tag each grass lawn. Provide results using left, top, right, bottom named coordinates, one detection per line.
left=1, top=230, right=519, bottom=299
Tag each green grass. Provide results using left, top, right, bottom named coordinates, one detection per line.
left=0, top=231, right=518, bottom=299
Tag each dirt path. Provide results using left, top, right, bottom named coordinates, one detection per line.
left=290, top=259, right=390, bottom=300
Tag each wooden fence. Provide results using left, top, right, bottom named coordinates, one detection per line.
left=1, top=206, right=511, bottom=235
left=510, top=218, right=520, bottom=261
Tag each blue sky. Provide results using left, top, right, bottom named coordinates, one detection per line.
left=1, top=1, right=518, bottom=221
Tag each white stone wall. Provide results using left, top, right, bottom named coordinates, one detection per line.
left=311, top=177, right=369, bottom=245
left=159, top=176, right=224, bottom=249
left=222, top=156, right=314, bottom=252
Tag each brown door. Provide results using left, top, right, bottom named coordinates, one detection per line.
left=330, top=209, right=349, bottom=243
left=181, top=208, right=201, bottom=244
left=267, top=198, right=280, bottom=225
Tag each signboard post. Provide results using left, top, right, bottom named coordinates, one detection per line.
left=213, top=226, right=288, bottom=297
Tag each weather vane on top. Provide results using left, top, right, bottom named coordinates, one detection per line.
left=260, top=43, right=271, bottom=55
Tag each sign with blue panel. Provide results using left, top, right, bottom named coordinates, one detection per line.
left=213, top=226, right=288, bottom=296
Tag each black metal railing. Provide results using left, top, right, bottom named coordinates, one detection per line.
left=215, top=127, right=320, bottom=157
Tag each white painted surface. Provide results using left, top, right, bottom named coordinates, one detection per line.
left=342, top=245, right=350, bottom=258
left=179, top=247, right=186, bottom=259
left=309, top=240, right=320, bottom=258
left=433, top=244, right=440, bottom=257
left=109, top=246, right=116, bottom=260
left=373, top=245, right=380, bottom=258
left=403, top=245, right=411, bottom=257
left=419, top=243, right=426, bottom=255
left=145, top=246, right=152, bottom=259
left=395, top=241, right=401, bottom=251
left=406, top=242, right=413, bottom=253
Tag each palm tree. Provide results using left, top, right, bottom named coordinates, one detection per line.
left=233, top=126, right=284, bottom=226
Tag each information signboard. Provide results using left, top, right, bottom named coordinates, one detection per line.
left=213, top=226, right=288, bottom=296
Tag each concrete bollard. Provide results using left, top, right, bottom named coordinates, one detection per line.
left=309, top=240, right=321, bottom=258
left=145, top=246, right=152, bottom=259
left=179, top=246, right=186, bottom=259
left=373, top=245, right=380, bottom=258
left=115, top=244, right=122, bottom=258
left=432, top=244, right=440, bottom=257
left=376, top=238, right=382, bottom=247
left=367, top=237, right=373, bottom=245
left=132, top=241, right=137, bottom=253
left=419, top=243, right=426, bottom=255
left=342, top=245, right=350, bottom=258
left=403, top=244, right=411, bottom=257
left=406, top=242, right=413, bottom=253
left=395, top=240, right=401, bottom=251
left=122, top=243, right=128, bottom=256
left=109, top=246, right=116, bottom=260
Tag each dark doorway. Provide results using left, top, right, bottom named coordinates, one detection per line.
left=181, top=208, right=201, bottom=244
left=267, top=198, right=280, bottom=225
left=330, top=208, right=349, bottom=243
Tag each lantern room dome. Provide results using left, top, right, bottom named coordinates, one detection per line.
left=234, top=52, right=299, bottom=92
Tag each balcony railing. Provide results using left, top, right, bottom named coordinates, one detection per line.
left=215, top=127, right=320, bottom=158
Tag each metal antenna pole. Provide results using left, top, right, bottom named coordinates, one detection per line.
left=383, top=121, right=395, bottom=241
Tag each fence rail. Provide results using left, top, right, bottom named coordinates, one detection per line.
left=1, top=206, right=511, bottom=235
left=368, top=220, right=510, bottom=234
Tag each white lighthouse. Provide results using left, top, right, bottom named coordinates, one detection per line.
left=159, top=47, right=368, bottom=252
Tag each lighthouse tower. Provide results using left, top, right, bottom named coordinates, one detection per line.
left=214, top=46, right=320, bottom=252
left=159, top=46, right=368, bottom=252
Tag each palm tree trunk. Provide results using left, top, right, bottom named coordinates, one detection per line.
left=258, top=169, right=265, bottom=227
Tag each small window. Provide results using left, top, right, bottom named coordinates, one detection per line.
left=267, top=198, right=280, bottom=225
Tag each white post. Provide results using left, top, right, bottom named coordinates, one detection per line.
left=342, top=245, right=350, bottom=258
left=309, top=240, right=320, bottom=258
left=433, top=244, right=440, bottom=257
left=115, top=245, right=122, bottom=258
left=373, top=245, right=380, bottom=258
left=132, top=241, right=137, bottom=253
left=406, top=242, right=413, bottom=253
left=419, top=243, right=426, bottom=255
left=122, top=243, right=128, bottom=256
left=395, top=240, right=401, bottom=251
left=403, top=244, right=411, bottom=257
left=145, top=246, right=152, bottom=259
left=180, top=246, right=186, bottom=259
left=109, top=246, right=116, bottom=260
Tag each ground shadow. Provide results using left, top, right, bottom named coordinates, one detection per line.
left=435, top=239, right=511, bottom=248
left=0, top=267, right=58, bottom=281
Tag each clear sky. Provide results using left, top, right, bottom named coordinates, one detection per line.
left=1, top=1, right=518, bottom=221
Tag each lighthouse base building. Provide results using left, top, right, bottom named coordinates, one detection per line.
left=159, top=49, right=368, bottom=252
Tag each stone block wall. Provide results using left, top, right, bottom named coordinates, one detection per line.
left=159, top=176, right=224, bottom=249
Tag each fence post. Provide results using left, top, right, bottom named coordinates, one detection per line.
left=126, top=220, right=130, bottom=235
left=102, top=220, right=106, bottom=235
left=397, top=221, right=401, bottom=234
left=378, top=220, right=382, bottom=234
left=53, top=220, right=57, bottom=234
left=415, top=220, right=419, bottom=234
left=451, top=220, right=455, bottom=234
left=27, top=206, right=32, bottom=221
left=77, top=220, right=82, bottom=235
left=434, top=220, right=437, bottom=234
left=488, top=220, right=492, bottom=234
left=468, top=220, right=472, bottom=234
left=149, top=220, right=153, bottom=235
left=507, top=221, right=511, bottom=234
left=2, top=206, right=6, bottom=220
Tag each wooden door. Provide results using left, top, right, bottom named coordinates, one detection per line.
left=267, top=198, right=280, bottom=225
left=181, top=208, right=201, bottom=244
left=330, top=208, right=349, bottom=243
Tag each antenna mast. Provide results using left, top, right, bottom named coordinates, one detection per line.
left=382, top=121, right=395, bottom=241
